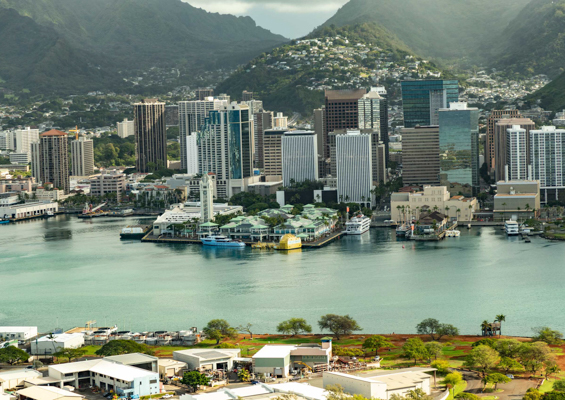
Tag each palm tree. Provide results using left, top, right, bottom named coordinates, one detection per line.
left=495, top=314, right=506, bottom=336
left=481, top=320, right=491, bottom=337
left=396, top=205, right=402, bottom=223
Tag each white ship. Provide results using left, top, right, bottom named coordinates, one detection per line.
left=344, top=214, right=371, bottom=235
left=505, top=220, right=520, bottom=236
left=201, top=235, right=246, bottom=248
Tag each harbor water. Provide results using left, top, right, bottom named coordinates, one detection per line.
left=1, top=215, right=564, bottom=336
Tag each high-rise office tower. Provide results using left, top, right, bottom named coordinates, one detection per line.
left=133, top=99, right=166, bottom=173
left=117, top=118, right=134, bottom=139
left=11, top=127, right=40, bottom=157
left=401, top=80, right=459, bottom=128
left=31, top=130, right=70, bottom=193
left=196, top=88, right=214, bottom=101
left=438, top=102, right=480, bottom=194
left=494, top=118, right=535, bottom=182
left=486, top=109, right=522, bottom=173
left=373, top=86, right=389, bottom=165
left=401, top=126, right=440, bottom=186
left=313, top=108, right=325, bottom=177
left=273, top=112, right=288, bottom=129
left=178, top=98, right=227, bottom=172
left=71, top=136, right=94, bottom=176
left=505, top=126, right=529, bottom=181
left=254, top=111, right=274, bottom=168
left=530, top=126, right=565, bottom=189
left=281, top=131, right=318, bottom=187
left=242, top=90, right=254, bottom=101
left=335, top=131, right=373, bottom=207
left=263, top=129, right=285, bottom=177
left=165, top=105, right=179, bottom=127
left=324, top=89, right=367, bottom=163
left=197, top=103, right=253, bottom=198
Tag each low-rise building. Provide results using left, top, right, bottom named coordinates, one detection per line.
left=0, top=201, right=58, bottom=220
left=323, top=367, right=435, bottom=400
left=158, top=359, right=187, bottom=380
left=173, top=349, right=241, bottom=372
left=182, top=382, right=327, bottom=400
left=0, top=179, right=33, bottom=194
left=0, top=370, right=41, bottom=391
left=391, top=186, right=477, bottom=223
left=494, top=180, right=540, bottom=221
left=103, top=353, right=159, bottom=373
left=0, top=193, right=19, bottom=206
left=0, top=327, right=38, bottom=341
left=35, top=188, right=67, bottom=202
left=30, top=333, right=84, bottom=356
left=16, top=386, right=83, bottom=400
left=90, top=173, right=126, bottom=201
left=47, top=360, right=160, bottom=396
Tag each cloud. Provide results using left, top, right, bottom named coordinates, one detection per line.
left=186, top=0, right=346, bottom=15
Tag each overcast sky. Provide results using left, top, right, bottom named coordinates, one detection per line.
left=184, top=0, right=349, bottom=38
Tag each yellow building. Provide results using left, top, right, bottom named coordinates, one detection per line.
left=276, top=234, right=302, bottom=250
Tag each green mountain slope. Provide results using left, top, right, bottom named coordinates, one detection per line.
left=491, top=0, right=565, bottom=77
left=0, top=0, right=286, bottom=69
left=216, top=23, right=449, bottom=114
left=526, top=71, right=565, bottom=112
left=0, top=8, right=116, bottom=94
left=321, top=0, right=530, bottom=62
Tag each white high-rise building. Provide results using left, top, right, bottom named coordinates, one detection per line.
left=0, top=131, right=9, bottom=150
left=200, top=173, right=215, bottom=222
left=117, top=119, right=134, bottom=138
left=186, top=134, right=199, bottom=175
left=506, top=125, right=528, bottom=181
left=336, top=131, right=373, bottom=207
left=71, top=137, right=95, bottom=176
left=281, top=131, right=318, bottom=187
left=179, top=98, right=228, bottom=172
left=358, top=91, right=381, bottom=131
left=530, top=126, right=565, bottom=189
left=273, top=112, right=288, bottom=129
left=9, top=128, right=40, bottom=156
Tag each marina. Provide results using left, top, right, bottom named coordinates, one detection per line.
left=1, top=214, right=564, bottom=336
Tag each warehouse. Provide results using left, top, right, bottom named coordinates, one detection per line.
left=173, top=349, right=242, bottom=371
left=104, top=353, right=159, bottom=373
left=16, top=386, right=84, bottom=400
left=30, top=334, right=84, bottom=356
left=0, top=327, right=38, bottom=341
left=0, top=370, right=41, bottom=391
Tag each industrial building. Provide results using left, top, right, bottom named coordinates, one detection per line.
left=0, top=327, right=37, bottom=341
left=173, top=349, right=242, bottom=372
left=30, top=333, right=84, bottom=356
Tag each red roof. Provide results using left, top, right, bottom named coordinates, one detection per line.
left=41, top=129, right=67, bottom=137
left=154, top=185, right=168, bottom=189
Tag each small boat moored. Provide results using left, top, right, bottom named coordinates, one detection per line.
left=344, top=214, right=371, bottom=235
left=445, top=230, right=461, bottom=238
left=120, top=225, right=151, bottom=239
left=505, top=220, right=520, bottom=236
left=201, top=235, right=246, bottom=248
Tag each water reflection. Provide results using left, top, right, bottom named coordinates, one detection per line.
left=43, top=229, right=72, bottom=241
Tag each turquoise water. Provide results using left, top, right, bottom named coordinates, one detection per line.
left=1, top=215, right=564, bottom=336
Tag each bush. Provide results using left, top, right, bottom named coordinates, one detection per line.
left=333, top=345, right=364, bottom=357
left=472, top=338, right=497, bottom=348
left=215, top=343, right=237, bottom=349
left=431, top=359, right=450, bottom=375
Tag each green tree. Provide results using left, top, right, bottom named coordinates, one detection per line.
left=95, top=340, right=154, bottom=356
left=485, top=372, right=511, bottom=390
left=494, top=339, right=522, bottom=358
left=523, top=388, right=542, bottom=400
left=532, top=327, right=563, bottom=345
left=443, top=372, right=463, bottom=398
left=276, top=318, right=312, bottom=336
left=362, top=335, right=394, bottom=355
left=464, top=345, right=500, bottom=377
left=203, top=319, right=238, bottom=345
left=455, top=393, right=480, bottom=400
left=238, top=369, right=251, bottom=382
left=181, top=371, right=210, bottom=391
left=425, top=341, right=444, bottom=360
left=403, top=338, right=428, bottom=365
left=318, top=314, right=362, bottom=340
left=416, top=319, right=459, bottom=340
left=54, top=348, right=88, bottom=363
left=431, top=359, right=451, bottom=375
left=237, top=323, right=254, bottom=339
left=553, top=380, right=565, bottom=392
left=519, top=342, right=552, bottom=376
left=0, top=346, right=29, bottom=365
left=498, top=357, right=523, bottom=374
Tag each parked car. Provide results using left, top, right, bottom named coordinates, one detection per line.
left=251, top=380, right=260, bottom=385
left=506, top=374, right=514, bottom=379
left=161, top=394, right=173, bottom=399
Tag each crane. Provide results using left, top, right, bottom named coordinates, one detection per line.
left=293, top=361, right=313, bottom=372
left=69, top=125, right=80, bottom=140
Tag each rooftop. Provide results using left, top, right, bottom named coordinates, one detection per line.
left=40, top=130, right=67, bottom=137
left=104, top=353, right=159, bottom=364
left=174, top=349, right=240, bottom=361
left=17, top=386, right=84, bottom=400
left=252, top=345, right=297, bottom=359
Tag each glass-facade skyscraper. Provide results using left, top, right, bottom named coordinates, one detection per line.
left=401, top=80, right=459, bottom=128
left=438, top=102, right=480, bottom=194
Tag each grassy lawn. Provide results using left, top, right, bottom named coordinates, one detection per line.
left=442, top=346, right=466, bottom=357
left=539, top=379, right=555, bottom=393
left=81, top=345, right=101, bottom=356
left=446, top=381, right=467, bottom=400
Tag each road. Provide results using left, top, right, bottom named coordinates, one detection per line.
left=460, top=370, right=537, bottom=400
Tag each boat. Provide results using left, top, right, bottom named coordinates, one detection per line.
left=344, top=214, right=371, bottom=235
left=0, top=219, right=9, bottom=225
left=505, top=220, right=520, bottom=236
left=201, top=235, right=246, bottom=248
left=445, top=230, right=461, bottom=238
left=275, top=234, right=302, bottom=250
left=396, top=224, right=409, bottom=237
left=45, top=211, right=55, bottom=218
left=120, top=225, right=151, bottom=239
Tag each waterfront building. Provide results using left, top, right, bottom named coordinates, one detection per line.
left=323, top=368, right=434, bottom=400
left=281, top=131, right=318, bottom=187
left=117, top=118, right=134, bottom=139
left=494, top=118, right=535, bottom=182
left=486, top=109, right=522, bottom=173
left=254, top=111, right=273, bottom=168
left=273, top=112, right=288, bottom=129
left=71, top=137, right=94, bottom=177
left=0, top=326, right=37, bottom=340
left=31, top=130, right=70, bottom=193
left=323, top=89, right=367, bottom=163
left=89, top=172, right=126, bottom=201
left=173, top=348, right=241, bottom=371
left=391, top=186, right=477, bottom=223
left=494, top=180, right=540, bottom=221
left=165, top=173, right=218, bottom=200
left=438, top=102, right=480, bottom=195
left=197, top=103, right=254, bottom=198
left=400, top=126, right=440, bottom=186
left=529, top=126, right=565, bottom=201
left=178, top=97, right=228, bottom=174
left=200, top=172, right=214, bottom=222
left=401, top=80, right=459, bottom=128
left=335, top=130, right=373, bottom=207
left=133, top=99, right=166, bottom=173
left=195, top=88, right=214, bottom=101
left=31, top=333, right=85, bottom=355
